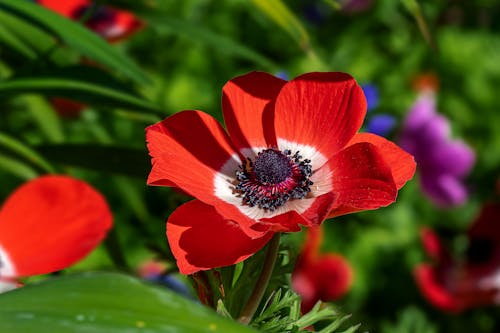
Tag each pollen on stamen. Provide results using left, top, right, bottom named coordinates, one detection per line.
left=235, top=148, right=313, bottom=211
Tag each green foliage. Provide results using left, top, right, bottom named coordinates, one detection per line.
left=0, top=272, right=257, bottom=333
left=250, top=289, right=360, bottom=333
left=0, top=0, right=148, bottom=84
left=0, top=65, right=160, bottom=113
left=35, top=144, right=149, bottom=177
left=381, top=307, right=437, bottom=333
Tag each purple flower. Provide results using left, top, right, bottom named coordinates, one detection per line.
left=399, top=92, right=475, bottom=207
left=362, top=84, right=396, bottom=136
left=366, top=114, right=396, bottom=137
left=362, top=84, right=379, bottom=111
left=275, top=71, right=289, bottom=81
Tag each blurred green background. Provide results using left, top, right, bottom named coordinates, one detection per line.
left=1, top=0, right=499, bottom=332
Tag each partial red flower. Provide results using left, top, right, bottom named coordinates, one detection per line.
left=0, top=175, right=112, bottom=280
left=146, top=71, right=416, bottom=274
left=292, top=226, right=353, bottom=312
left=37, top=0, right=144, bottom=43
left=36, top=0, right=145, bottom=117
left=414, top=203, right=500, bottom=312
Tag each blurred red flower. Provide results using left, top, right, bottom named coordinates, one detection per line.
left=292, top=226, right=353, bottom=312
left=0, top=175, right=112, bottom=282
left=36, top=0, right=144, bottom=117
left=146, top=71, right=416, bottom=274
left=37, top=0, right=144, bottom=43
left=414, top=203, right=500, bottom=312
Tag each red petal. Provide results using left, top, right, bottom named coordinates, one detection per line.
left=314, top=254, right=353, bottom=301
left=301, top=192, right=337, bottom=225
left=0, top=175, right=112, bottom=277
left=291, top=269, right=318, bottom=313
left=260, top=210, right=307, bottom=233
left=413, top=264, right=463, bottom=312
left=50, top=98, right=85, bottom=118
left=37, top=0, right=86, bottom=18
left=347, top=133, right=416, bottom=189
left=38, top=0, right=144, bottom=43
left=259, top=193, right=336, bottom=233
left=94, top=9, right=144, bottom=43
left=327, top=142, right=397, bottom=218
left=274, top=72, right=366, bottom=163
left=146, top=111, right=268, bottom=238
left=420, top=227, right=446, bottom=261
left=222, top=72, right=286, bottom=151
left=293, top=227, right=353, bottom=313
left=167, top=200, right=274, bottom=274
left=146, top=110, right=237, bottom=193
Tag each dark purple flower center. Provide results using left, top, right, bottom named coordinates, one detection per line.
left=235, top=148, right=313, bottom=211
left=254, top=149, right=293, bottom=184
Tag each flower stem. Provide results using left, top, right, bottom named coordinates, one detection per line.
left=238, top=233, right=281, bottom=325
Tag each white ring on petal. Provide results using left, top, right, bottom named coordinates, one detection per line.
left=0, top=244, right=16, bottom=278
left=0, top=279, right=18, bottom=293
left=214, top=144, right=331, bottom=222
left=277, top=138, right=327, bottom=172
left=213, top=152, right=243, bottom=203
left=310, top=163, right=333, bottom=196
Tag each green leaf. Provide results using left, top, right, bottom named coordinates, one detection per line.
left=0, top=8, right=55, bottom=60
left=400, top=0, right=435, bottom=49
left=148, top=16, right=278, bottom=70
left=250, top=0, right=311, bottom=51
left=23, top=95, right=65, bottom=143
left=0, top=132, right=55, bottom=173
left=0, top=272, right=257, bottom=333
left=0, top=66, right=161, bottom=113
left=0, top=154, right=39, bottom=180
left=36, top=143, right=149, bottom=178
left=0, top=21, right=37, bottom=60
left=0, top=0, right=149, bottom=84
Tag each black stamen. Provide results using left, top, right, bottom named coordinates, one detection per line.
left=235, top=148, right=314, bottom=211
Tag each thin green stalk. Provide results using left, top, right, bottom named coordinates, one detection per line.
left=103, top=228, right=131, bottom=272
left=238, top=233, right=281, bottom=325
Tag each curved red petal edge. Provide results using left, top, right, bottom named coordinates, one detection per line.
left=413, top=264, right=464, bottom=313
left=347, top=133, right=416, bottom=189
left=327, top=142, right=398, bottom=218
left=420, top=227, right=446, bottom=261
left=274, top=72, right=366, bottom=162
left=167, top=200, right=274, bottom=275
left=37, top=0, right=86, bottom=17
left=222, top=71, right=286, bottom=150
left=96, top=9, right=145, bottom=44
left=145, top=110, right=237, bottom=195
left=38, top=0, right=145, bottom=43
left=259, top=193, right=336, bottom=233
left=146, top=110, right=283, bottom=239
left=0, top=175, right=113, bottom=277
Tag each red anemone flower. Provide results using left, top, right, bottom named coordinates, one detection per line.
left=414, top=203, right=500, bottom=312
left=37, top=0, right=144, bottom=43
left=146, top=71, right=416, bottom=274
left=0, top=175, right=112, bottom=281
left=292, top=226, right=353, bottom=312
